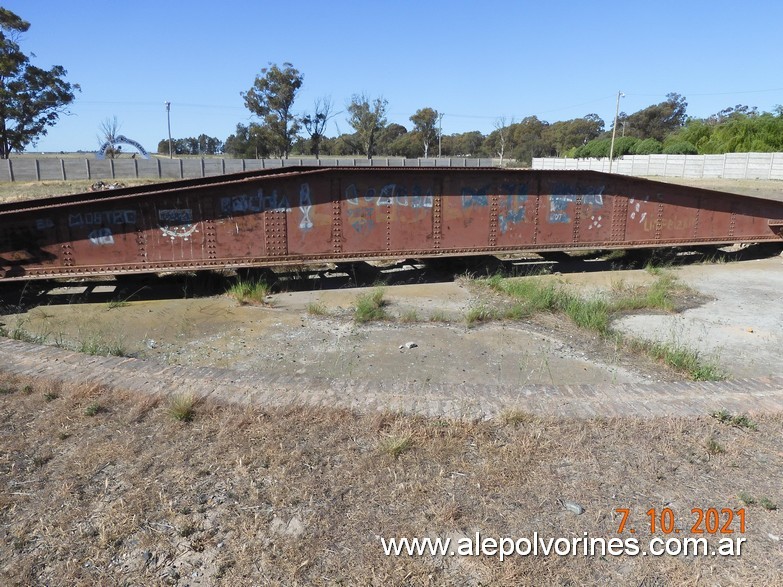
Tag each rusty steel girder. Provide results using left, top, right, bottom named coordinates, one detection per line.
left=1, top=167, right=782, bottom=282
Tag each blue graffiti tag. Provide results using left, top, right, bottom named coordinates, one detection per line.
left=548, top=184, right=605, bottom=223
left=220, top=189, right=291, bottom=215
left=461, top=186, right=489, bottom=208
left=498, top=183, right=528, bottom=234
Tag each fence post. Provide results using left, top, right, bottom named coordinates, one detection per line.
left=157, top=158, right=161, bottom=179
left=134, top=158, right=139, bottom=178
left=179, top=159, right=184, bottom=179
left=8, top=159, right=14, bottom=182
left=222, top=159, right=226, bottom=175
left=60, top=159, right=66, bottom=180
left=201, top=158, right=205, bottom=178
left=242, top=159, right=246, bottom=172
left=34, top=159, right=40, bottom=181
left=85, top=158, right=91, bottom=180
left=110, top=158, right=115, bottom=179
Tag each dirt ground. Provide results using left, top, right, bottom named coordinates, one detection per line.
left=3, top=247, right=782, bottom=388
left=1, top=379, right=782, bottom=586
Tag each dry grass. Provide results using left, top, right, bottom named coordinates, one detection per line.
left=0, top=178, right=174, bottom=203
left=1, top=374, right=782, bottom=586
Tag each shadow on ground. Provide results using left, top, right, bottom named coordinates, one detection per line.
left=1, top=242, right=780, bottom=313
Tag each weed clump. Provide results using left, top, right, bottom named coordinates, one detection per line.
left=354, top=288, right=388, bottom=323
left=169, top=393, right=197, bottom=423
left=711, top=409, right=757, bottom=430
left=227, top=278, right=271, bottom=305
left=379, top=433, right=414, bottom=458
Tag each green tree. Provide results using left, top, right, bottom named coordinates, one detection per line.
left=388, top=131, right=421, bottom=158
left=544, top=114, right=604, bottom=157
left=409, top=107, right=440, bottom=157
left=375, top=123, right=408, bottom=156
left=241, top=62, right=303, bottom=159
left=506, top=116, right=549, bottom=165
left=0, top=8, right=80, bottom=158
left=620, top=93, right=688, bottom=142
left=346, top=94, right=388, bottom=158
left=223, top=123, right=277, bottom=158
left=662, top=140, right=698, bottom=155
left=440, top=131, right=484, bottom=157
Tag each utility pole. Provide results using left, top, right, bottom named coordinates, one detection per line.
left=608, top=91, right=624, bottom=173
left=438, top=112, right=444, bottom=158
left=165, top=101, right=173, bottom=158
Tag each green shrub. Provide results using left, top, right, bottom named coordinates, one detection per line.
left=631, top=138, right=663, bottom=155
left=354, top=288, right=388, bottom=323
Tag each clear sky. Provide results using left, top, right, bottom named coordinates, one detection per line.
left=5, top=0, right=783, bottom=154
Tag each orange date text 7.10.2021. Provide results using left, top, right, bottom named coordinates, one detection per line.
left=615, top=508, right=746, bottom=535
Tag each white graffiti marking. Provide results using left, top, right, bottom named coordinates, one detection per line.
left=88, top=228, right=114, bottom=245
left=157, top=208, right=198, bottom=241
left=299, top=183, right=313, bottom=231
left=160, top=224, right=199, bottom=241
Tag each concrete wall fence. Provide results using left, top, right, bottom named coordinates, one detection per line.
left=533, top=153, right=783, bottom=181
left=0, top=156, right=500, bottom=183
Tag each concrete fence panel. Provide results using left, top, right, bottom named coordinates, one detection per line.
left=1, top=156, right=503, bottom=183
left=534, top=153, right=783, bottom=181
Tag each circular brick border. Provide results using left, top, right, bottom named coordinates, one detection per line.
left=1, top=338, right=781, bottom=419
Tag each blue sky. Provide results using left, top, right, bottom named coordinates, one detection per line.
left=5, top=0, right=783, bottom=153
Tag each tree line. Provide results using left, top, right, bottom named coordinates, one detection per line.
left=162, top=63, right=783, bottom=165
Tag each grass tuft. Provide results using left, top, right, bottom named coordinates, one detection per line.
left=465, top=305, right=497, bottom=327
left=354, top=288, right=388, bottom=323
left=77, top=336, right=128, bottom=357
left=399, top=309, right=420, bottom=323
left=227, top=278, right=272, bottom=305
left=429, top=310, right=451, bottom=323
left=500, top=409, right=535, bottom=426
left=306, top=302, right=329, bottom=316
left=83, top=402, right=103, bottom=417
left=378, top=433, right=414, bottom=458
left=711, top=409, right=757, bottom=430
left=169, top=393, right=197, bottom=423
left=705, top=436, right=725, bottom=455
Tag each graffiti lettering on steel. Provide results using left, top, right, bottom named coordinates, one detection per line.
left=497, top=183, right=529, bottom=234
left=88, top=228, right=114, bottom=246
left=343, top=183, right=435, bottom=234
left=35, top=218, right=54, bottom=231
left=628, top=197, right=651, bottom=225
left=158, top=209, right=193, bottom=224
left=345, top=183, right=433, bottom=208
left=409, top=185, right=434, bottom=209
left=68, top=210, right=137, bottom=227
left=158, top=208, right=198, bottom=241
left=549, top=185, right=605, bottom=224
left=461, top=186, right=489, bottom=208
left=299, top=183, right=313, bottom=231
left=220, top=190, right=292, bottom=216
left=643, top=217, right=695, bottom=233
